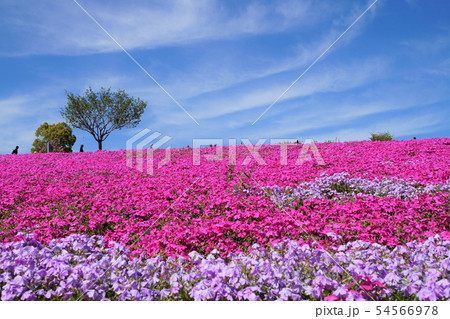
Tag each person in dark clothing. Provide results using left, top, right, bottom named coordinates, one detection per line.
left=80, top=144, right=84, bottom=152
left=11, top=146, right=19, bottom=154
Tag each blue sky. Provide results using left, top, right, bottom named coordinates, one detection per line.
left=0, top=0, right=449, bottom=154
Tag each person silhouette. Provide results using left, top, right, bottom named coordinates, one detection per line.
left=80, top=144, right=84, bottom=152
left=11, top=146, right=19, bottom=154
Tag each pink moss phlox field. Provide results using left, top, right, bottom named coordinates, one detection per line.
left=0, top=139, right=449, bottom=258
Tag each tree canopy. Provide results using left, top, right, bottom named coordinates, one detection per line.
left=61, top=87, right=147, bottom=150
left=31, top=122, right=76, bottom=153
left=369, top=132, right=394, bottom=141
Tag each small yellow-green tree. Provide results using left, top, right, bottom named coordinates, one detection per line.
left=31, top=122, right=77, bottom=153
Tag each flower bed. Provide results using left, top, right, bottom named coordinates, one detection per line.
left=1, top=234, right=448, bottom=301
left=0, top=138, right=449, bottom=300
left=264, top=172, right=450, bottom=206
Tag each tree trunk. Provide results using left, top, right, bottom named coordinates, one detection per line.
left=98, top=140, right=103, bottom=150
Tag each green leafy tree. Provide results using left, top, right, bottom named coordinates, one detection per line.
left=60, top=87, right=147, bottom=150
left=31, top=122, right=77, bottom=153
left=369, top=131, right=394, bottom=141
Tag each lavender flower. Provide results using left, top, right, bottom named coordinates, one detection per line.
left=264, top=172, right=450, bottom=208
left=1, top=234, right=449, bottom=301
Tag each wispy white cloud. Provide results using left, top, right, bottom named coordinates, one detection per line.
left=311, top=110, right=449, bottom=142
left=110, top=0, right=381, bottom=117
left=185, top=57, right=388, bottom=121
left=401, top=33, right=450, bottom=56
left=0, top=96, right=33, bottom=125
left=0, top=0, right=338, bottom=56
left=244, top=76, right=449, bottom=138
left=0, top=91, right=65, bottom=154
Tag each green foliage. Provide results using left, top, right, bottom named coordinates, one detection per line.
left=31, top=122, right=76, bottom=153
left=60, top=87, right=147, bottom=150
left=369, top=131, right=394, bottom=141
left=325, top=137, right=340, bottom=143
left=274, top=140, right=298, bottom=144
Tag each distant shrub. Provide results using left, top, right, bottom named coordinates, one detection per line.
left=369, top=132, right=393, bottom=141
left=325, top=137, right=340, bottom=143
left=273, top=140, right=298, bottom=144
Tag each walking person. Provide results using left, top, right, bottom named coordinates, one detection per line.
left=11, top=146, right=19, bottom=154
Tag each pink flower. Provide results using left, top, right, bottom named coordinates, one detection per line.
left=324, top=295, right=339, bottom=301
